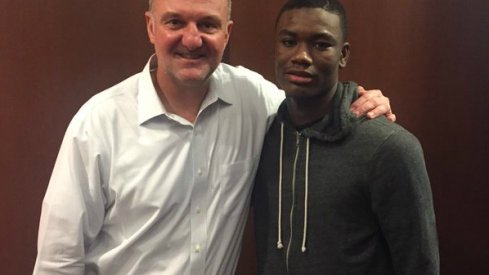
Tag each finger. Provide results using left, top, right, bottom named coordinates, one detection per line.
left=367, top=105, right=390, bottom=119
left=351, top=86, right=394, bottom=119
left=350, top=97, right=367, bottom=115
left=354, top=93, right=386, bottom=116
left=360, top=88, right=383, bottom=98
left=350, top=87, right=369, bottom=112
left=351, top=88, right=390, bottom=118
left=350, top=88, right=381, bottom=110
left=386, top=113, right=397, bottom=122
left=357, top=85, right=366, bottom=96
left=367, top=94, right=391, bottom=115
left=352, top=101, right=377, bottom=117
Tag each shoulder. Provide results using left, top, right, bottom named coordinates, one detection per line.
left=68, top=73, right=140, bottom=135
left=214, top=63, right=283, bottom=96
left=213, top=63, right=285, bottom=116
left=358, top=117, right=420, bottom=144
left=215, top=63, right=270, bottom=81
left=356, top=117, right=426, bottom=167
left=353, top=117, right=424, bottom=160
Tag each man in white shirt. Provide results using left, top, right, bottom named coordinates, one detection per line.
left=33, top=0, right=394, bottom=274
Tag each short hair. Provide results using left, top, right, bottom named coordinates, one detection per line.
left=148, top=0, right=233, bottom=19
left=276, top=0, right=348, bottom=40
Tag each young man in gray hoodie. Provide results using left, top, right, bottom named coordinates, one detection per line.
left=252, top=0, right=439, bottom=274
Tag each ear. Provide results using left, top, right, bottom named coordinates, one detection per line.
left=339, top=42, right=350, bottom=69
left=225, top=20, right=234, bottom=42
left=145, top=11, right=156, bottom=44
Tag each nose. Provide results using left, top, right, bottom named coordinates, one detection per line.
left=291, top=45, right=312, bottom=67
left=181, top=23, right=203, bottom=50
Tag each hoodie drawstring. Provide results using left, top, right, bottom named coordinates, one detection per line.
left=277, top=123, right=284, bottom=250
left=277, top=122, right=309, bottom=253
left=302, top=137, right=310, bottom=252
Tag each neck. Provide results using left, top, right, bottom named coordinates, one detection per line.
left=152, top=70, right=209, bottom=123
left=286, top=84, right=337, bottom=127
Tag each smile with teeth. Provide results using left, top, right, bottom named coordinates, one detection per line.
left=177, top=52, right=205, bottom=59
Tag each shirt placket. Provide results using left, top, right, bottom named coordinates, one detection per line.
left=189, top=120, right=210, bottom=275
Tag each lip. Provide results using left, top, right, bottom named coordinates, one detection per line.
left=285, top=70, right=314, bottom=84
left=175, top=51, right=206, bottom=60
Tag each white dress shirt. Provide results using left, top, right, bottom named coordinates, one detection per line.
left=33, top=56, right=284, bottom=275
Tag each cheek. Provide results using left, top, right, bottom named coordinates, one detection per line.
left=209, top=35, right=230, bottom=52
left=275, top=53, right=289, bottom=68
left=315, top=54, right=339, bottom=69
left=274, top=62, right=285, bottom=80
left=276, top=47, right=290, bottom=59
left=154, top=29, right=183, bottom=45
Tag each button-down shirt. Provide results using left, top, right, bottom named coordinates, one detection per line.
left=33, top=56, right=284, bottom=275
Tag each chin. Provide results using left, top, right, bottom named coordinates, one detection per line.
left=283, top=85, right=311, bottom=96
left=177, top=69, right=211, bottom=82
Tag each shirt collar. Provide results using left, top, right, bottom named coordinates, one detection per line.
left=137, top=55, right=166, bottom=125
left=137, top=56, right=236, bottom=125
left=208, top=64, right=235, bottom=106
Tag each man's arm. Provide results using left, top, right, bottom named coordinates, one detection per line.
left=351, top=86, right=396, bottom=122
left=370, top=129, right=439, bottom=275
left=33, top=120, right=106, bottom=275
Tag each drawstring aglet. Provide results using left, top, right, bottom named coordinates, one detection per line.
left=277, top=241, right=284, bottom=249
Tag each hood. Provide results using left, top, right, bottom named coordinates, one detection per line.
left=276, top=81, right=359, bottom=142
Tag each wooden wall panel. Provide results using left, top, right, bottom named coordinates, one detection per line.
left=0, top=1, right=152, bottom=274
left=229, top=0, right=284, bottom=82
left=2, top=0, right=488, bottom=274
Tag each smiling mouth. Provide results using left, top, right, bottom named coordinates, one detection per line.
left=176, top=52, right=206, bottom=60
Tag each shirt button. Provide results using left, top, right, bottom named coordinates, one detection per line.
left=197, top=169, right=203, bottom=175
left=195, top=245, right=201, bottom=253
left=196, top=207, right=201, bottom=214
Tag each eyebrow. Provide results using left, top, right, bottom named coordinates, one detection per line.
left=159, top=12, right=222, bottom=25
left=199, top=15, right=223, bottom=26
left=277, top=29, right=296, bottom=37
left=278, top=29, right=336, bottom=40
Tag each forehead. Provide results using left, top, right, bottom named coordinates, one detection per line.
left=276, top=8, right=342, bottom=37
left=152, top=0, right=229, bottom=19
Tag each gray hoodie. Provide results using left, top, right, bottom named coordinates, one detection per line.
left=252, top=81, right=439, bottom=275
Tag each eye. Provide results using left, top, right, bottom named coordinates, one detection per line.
left=198, top=21, right=220, bottom=33
left=313, top=41, right=332, bottom=51
left=281, top=38, right=297, bottom=48
left=165, top=18, right=184, bottom=29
